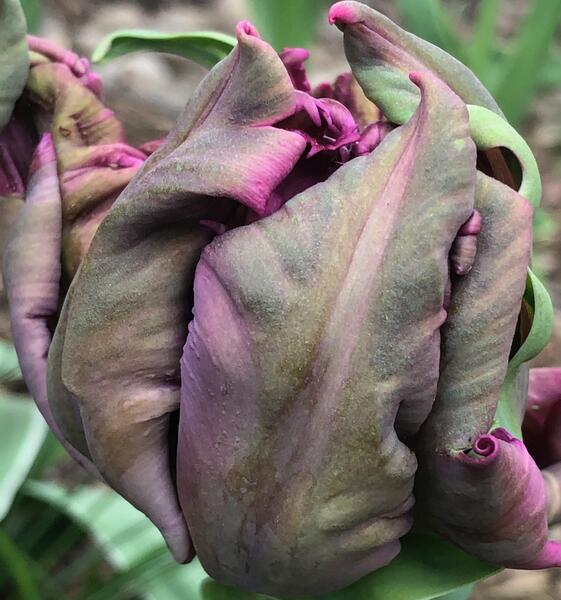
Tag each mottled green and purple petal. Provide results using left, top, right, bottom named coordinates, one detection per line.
left=328, top=0, right=502, bottom=124
left=47, top=21, right=310, bottom=564
left=177, top=71, right=476, bottom=597
left=415, top=173, right=556, bottom=568
left=3, top=134, right=98, bottom=475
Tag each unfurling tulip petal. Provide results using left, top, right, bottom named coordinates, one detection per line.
left=3, top=134, right=97, bottom=475
left=414, top=174, right=559, bottom=568
left=328, top=0, right=502, bottom=124
left=47, top=21, right=311, bottom=563
left=419, top=428, right=561, bottom=568
left=176, top=71, right=476, bottom=597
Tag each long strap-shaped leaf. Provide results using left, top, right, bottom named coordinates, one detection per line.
left=92, top=30, right=236, bottom=69
left=493, top=0, right=561, bottom=125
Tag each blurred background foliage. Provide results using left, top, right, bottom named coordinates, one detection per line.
left=2, top=1, right=561, bottom=599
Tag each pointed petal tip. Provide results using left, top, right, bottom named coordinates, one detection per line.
left=408, top=70, right=439, bottom=91
left=236, top=20, right=261, bottom=41
left=328, top=1, right=361, bottom=27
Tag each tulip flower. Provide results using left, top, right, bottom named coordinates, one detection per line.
left=3, top=1, right=561, bottom=598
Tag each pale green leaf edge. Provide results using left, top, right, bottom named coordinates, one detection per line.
left=92, top=29, right=236, bottom=69
left=0, top=397, right=46, bottom=521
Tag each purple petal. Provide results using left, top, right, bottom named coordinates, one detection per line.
left=279, top=47, right=312, bottom=93
left=177, top=71, right=476, bottom=597
left=420, top=428, right=561, bottom=568
left=353, top=120, right=394, bottom=157
left=315, top=72, right=382, bottom=130
left=450, top=209, right=482, bottom=275
left=27, top=35, right=102, bottom=96
left=523, top=368, right=561, bottom=468
left=3, top=134, right=98, bottom=475
left=279, top=91, right=359, bottom=160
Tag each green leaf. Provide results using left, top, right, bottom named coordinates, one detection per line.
left=0, top=339, right=22, bottom=383
left=20, top=0, right=42, bottom=34
left=247, top=0, right=328, bottom=51
left=538, top=49, right=561, bottom=90
left=0, top=526, right=42, bottom=600
left=23, top=481, right=207, bottom=600
left=0, top=396, right=46, bottom=521
left=92, top=29, right=236, bottom=69
left=493, top=0, right=561, bottom=125
left=27, top=433, right=66, bottom=479
left=396, top=0, right=465, bottom=63
left=201, top=534, right=496, bottom=600
left=467, top=0, right=501, bottom=85
left=436, top=585, right=474, bottom=600
left=493, top=269, right=554, bottom=435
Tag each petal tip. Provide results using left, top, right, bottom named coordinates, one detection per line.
left=328, top=2, right=360, bottom=27
left=236, top=20, right=261, bottom=41
left=473, top=434, right=499, bottom=458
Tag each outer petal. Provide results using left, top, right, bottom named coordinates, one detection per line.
left=3, top=134, right=97, bottom=475
left=418, top=174, right=531, bottom=452
left=329, top=1, right=502, bottom=124
left=0, top=0, right=29, bottom=129
left=177, top=72, right=476, bottom=597
left=47, top=23, right=306, bottom=563
left=415, top=174, right=553, bottom=568
left=420, top=429, right=561, bottom=568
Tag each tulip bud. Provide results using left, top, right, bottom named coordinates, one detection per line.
left=4, top=2, right=560, bottom=597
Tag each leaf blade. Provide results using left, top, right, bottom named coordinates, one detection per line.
left=92, top=29, right=237, bottom=69
left=0, top=396, right=46, bottom=521
left=493, top=0, right=561, bottom=125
